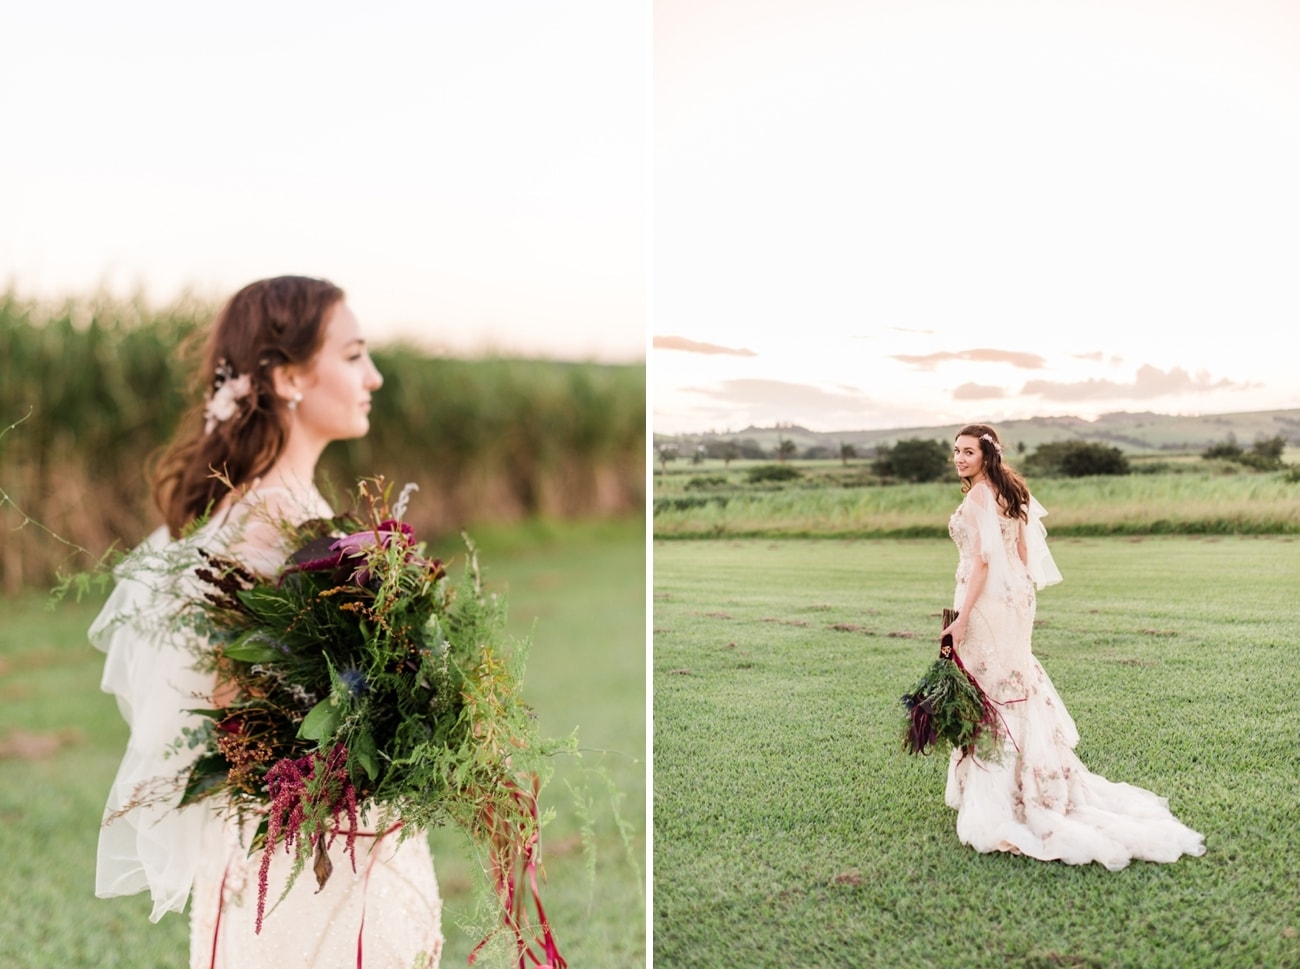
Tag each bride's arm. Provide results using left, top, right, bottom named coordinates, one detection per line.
left=944, top=485, right=994, bottom=647
left=945, top=556, right=988, bottom=647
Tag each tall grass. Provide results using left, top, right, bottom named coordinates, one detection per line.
left=0, top=290, right=645, bottom=592
left=652, top=471, right=1300, bottom=537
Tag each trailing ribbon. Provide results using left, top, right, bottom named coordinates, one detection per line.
left=468, top=775, right=566, bottom=969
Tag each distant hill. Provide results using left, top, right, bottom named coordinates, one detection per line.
left=655, top=408, right=1300, bottom=456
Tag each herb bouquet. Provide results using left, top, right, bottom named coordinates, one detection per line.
left=900, top=609, right=1005, bottom=761
left=176, top=479, right=566, bottom=967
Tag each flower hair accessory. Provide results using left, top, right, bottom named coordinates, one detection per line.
left=203, top=360, right=253, bottom=434
left=979, top=433, right=1004, bottom=455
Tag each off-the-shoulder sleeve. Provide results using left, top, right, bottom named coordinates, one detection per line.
left=1025, top=494, right=1063, bottom=588
left=90, top=526, right=213, bottom=921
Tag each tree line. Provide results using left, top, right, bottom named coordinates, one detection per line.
left=656, top=433, right=1293, bottom=483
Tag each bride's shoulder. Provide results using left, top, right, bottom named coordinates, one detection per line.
left=964, top=481, right=994, bottom=506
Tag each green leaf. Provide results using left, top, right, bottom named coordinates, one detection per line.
left=222, top=641, right=283, bottom=663
left=179, top=755, right=229, bottom=805
left=222, top=629, right=286, bottom=663
left=353, top=728, right=380, bottom=781
left=297, top=697, right=341, bottom=742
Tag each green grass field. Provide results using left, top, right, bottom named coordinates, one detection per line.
left=653, top=535, right=1300, bottom=969
left=0, top=518, right=645, bottom=969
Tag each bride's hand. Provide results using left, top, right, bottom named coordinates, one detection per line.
left=941, top=615, right=967, bottom=647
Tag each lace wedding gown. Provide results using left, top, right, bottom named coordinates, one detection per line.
left=91, top=488, right=443, bottom=968
left=943, top=483, right=1205, bottom=869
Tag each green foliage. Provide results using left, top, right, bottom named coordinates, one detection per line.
left=1202, top=439, right=1243, bottom=460
left=653, top=495, right=730, bottom=516
left=872, top=437, right=949, bottom=482
left=684, top=475, right=729, bottom=490
left=655, top=536, right=1300, bottom=969
left=1202, top=433, right=1287, bottom=471
left=745, top=463, right=802, bottom=484
left=1028, top=440, right=1131, bottom=477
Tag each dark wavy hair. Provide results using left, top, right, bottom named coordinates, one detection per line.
left=152, top=275, right=345, bottom=535
left=955, top=423, right=1030, bottom=522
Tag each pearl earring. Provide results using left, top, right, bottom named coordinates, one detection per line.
left=288, top=391, right=303, bottom=411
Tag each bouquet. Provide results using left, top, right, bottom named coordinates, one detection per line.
left=900, top=609, right=1004, bottom=761
left=173, top=478, right=566, bottom=967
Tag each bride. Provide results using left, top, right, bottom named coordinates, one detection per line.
left=91, top=276, right=443, bottom=968
left=940, top=423, right=1205, bottom=869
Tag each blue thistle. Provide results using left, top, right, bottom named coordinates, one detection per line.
left=339, top=667, right=368, bottom=698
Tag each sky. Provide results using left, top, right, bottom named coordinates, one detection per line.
left=1, top=1, right=648, bottom=363
left=653, top=0, right=1300, bottom=435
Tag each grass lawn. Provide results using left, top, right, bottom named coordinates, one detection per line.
left=653, top=535, right=1300, bottom=969
left=0, top=517, right=645, bottom=969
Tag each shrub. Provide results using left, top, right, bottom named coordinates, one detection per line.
left=1028, top=441, right=1130, bottom=477
left=652, top=494, right=729, bottom=515
left=872, top=438, right=949, bottom=482
left=745, top=464, right=802, bottom=484
left=685, top=475, right=730, bottom=491
left=1202, top=434, right=1287, bottom=471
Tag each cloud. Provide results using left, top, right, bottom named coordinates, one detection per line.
left=1021, top=365, right=1249, bottom=402
left=679, top=378, right=886, bottom=430
left=1070, top=351, right=1126, bottom=368
left=686, top=378, right=866, bottom=409
left=893, top=348, right=1048, bottom=371
left=953, top=383, right=1007, bottom=400
left=653, top=335, right=757, bottom=356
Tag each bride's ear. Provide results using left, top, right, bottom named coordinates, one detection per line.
left=271, top=365, right=301, bottom=407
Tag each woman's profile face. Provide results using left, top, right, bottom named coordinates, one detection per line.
left=953, top=435, right=985, bottom=480
left=292, top=302, right=384, bottom=444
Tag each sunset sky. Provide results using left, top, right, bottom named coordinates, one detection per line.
left=653, top=0, right=1300, bottom=434
left=1, top=2, right=647, bottom=363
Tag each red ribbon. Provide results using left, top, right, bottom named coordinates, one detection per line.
left=468, top=778, right=566, bottom=969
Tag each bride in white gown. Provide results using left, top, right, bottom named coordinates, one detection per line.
left=91, top=276, right=442, bottom=968
left=940, top=423, right=1205, bottom=870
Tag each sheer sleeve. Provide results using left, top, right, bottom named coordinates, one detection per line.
left=962, top=483, right=1013, bottom=600
left=90, top=525, right=214, bottom=921
left=1025, top=493, right=1063, bottom=589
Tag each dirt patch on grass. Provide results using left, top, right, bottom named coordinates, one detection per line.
left=829, top=623, right=870, bottom=633
left=0, top=727, right=83, bottom=761
left=762, top=618, right=810, bottom=627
